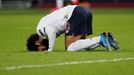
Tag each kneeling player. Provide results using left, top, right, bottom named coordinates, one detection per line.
left=26, top=5, right=120, bottom=52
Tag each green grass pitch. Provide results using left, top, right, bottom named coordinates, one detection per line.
left=0, top=8, right=134, bottom=75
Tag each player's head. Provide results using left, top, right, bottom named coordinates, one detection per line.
left=26, top=33, right=49, bottom=51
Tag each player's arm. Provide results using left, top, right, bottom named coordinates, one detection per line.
left=45, top=26, right=56, bottom=52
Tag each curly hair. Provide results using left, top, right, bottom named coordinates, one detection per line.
left=26, top=33, right=49, bottom=51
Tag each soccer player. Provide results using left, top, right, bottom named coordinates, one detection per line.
left=27, top=5, right=120, bottom=52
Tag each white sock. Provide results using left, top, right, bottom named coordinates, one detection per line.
left=88, top=44, right=100, bottom=49
left=67, top=36, right=101, bottom=51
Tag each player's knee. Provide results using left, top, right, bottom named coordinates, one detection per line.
left=67, top=47, right=74, bottom=52
left=67, top=44, right=75, bottom=52
left=67, top=45, right=72, bottom=52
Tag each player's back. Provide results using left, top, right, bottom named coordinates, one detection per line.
left=37, top=5, right=77, bottom=34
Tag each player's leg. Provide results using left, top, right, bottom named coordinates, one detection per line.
left=66, top=33, right=111, bottom=51
left=65, top=34, right=86, bottom=49
left=65, top=6, right=111, bottom=51
left=66, top=35, right=100, bottom=51
left=65, top=5, right=88, bottom=49
left=85, top=44, right=100, bottom=50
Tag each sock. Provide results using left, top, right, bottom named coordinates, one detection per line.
left=88, top=44, right=100, bottom=49
left=67, top=36, right=101, bottom=51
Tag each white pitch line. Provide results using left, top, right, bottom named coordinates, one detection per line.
left=1, top=57, right=134, bottom=71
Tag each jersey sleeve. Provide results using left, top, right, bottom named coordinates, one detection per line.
left=45, top=26, right=56, bottom=52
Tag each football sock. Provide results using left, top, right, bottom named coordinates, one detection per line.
left=67, top=36, right=101, bottom=51
left=88, top=44, right=100, bottom=49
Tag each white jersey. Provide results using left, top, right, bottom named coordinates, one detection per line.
left=37, top=5, right=77, bottom=52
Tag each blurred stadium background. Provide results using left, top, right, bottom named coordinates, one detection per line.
left=0, top=0, right=134, bottom=9
left=0, top=0, right=134, bottom=75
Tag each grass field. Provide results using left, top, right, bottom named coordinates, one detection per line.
left=0, top=8, right=134, bottom=75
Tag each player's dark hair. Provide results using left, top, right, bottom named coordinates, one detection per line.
left=26, top=33, right=39, bottom=51
left=26, top=33, right=49, bottom=51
